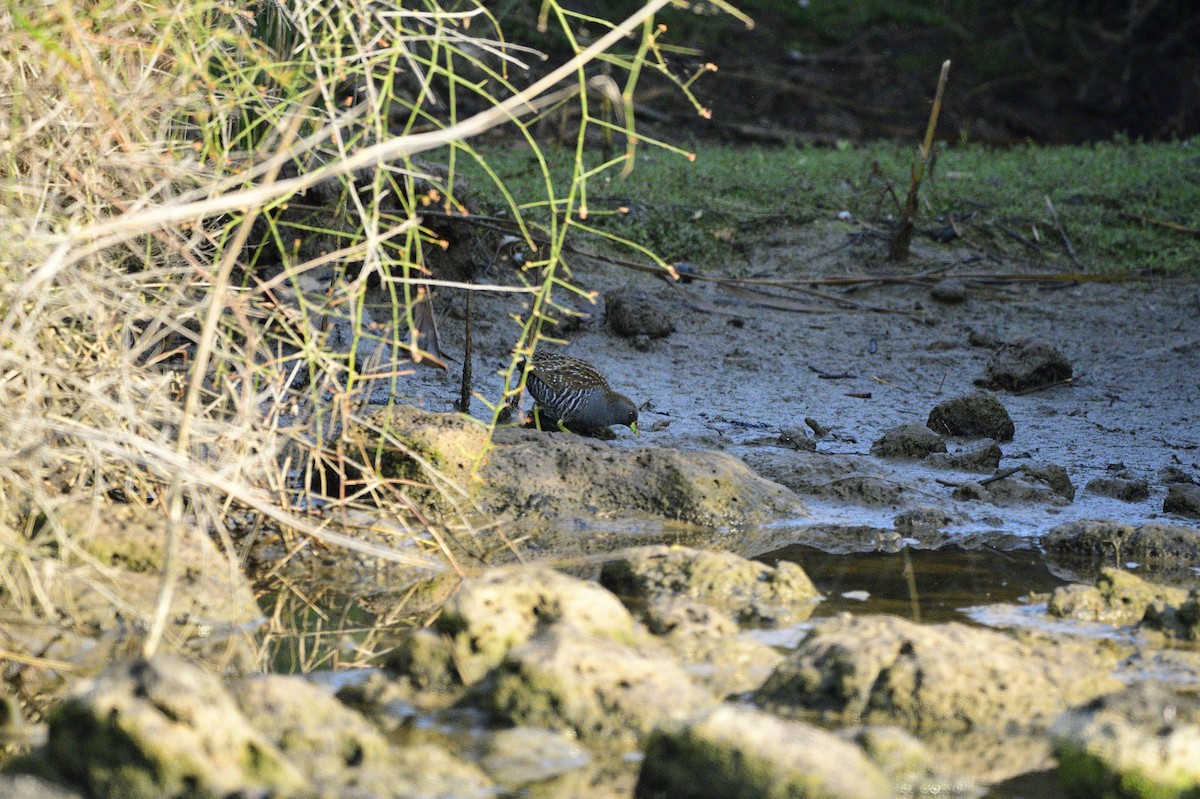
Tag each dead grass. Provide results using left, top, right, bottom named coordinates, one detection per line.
left=0, top=0, right=725, bottom=679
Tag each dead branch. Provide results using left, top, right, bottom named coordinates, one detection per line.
left=889, top=60, right=951, bottom=261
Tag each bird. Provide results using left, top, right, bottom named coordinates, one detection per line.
left=518, top=352, right=639, bottom=434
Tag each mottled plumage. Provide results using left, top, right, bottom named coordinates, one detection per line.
left=520, top=352, right=639, bottom=432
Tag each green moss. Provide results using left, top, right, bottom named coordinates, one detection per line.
left=388, top=629, right=461, bottom=691
left=640, top=725, right=863, bottom=799
left=461, top=137, right=1200, bottom=276
left=77, top=536, right=162, bottom=573
left=489, top=663, right=571, bottom=733
left=1058, top=745, right=1200, bottom=799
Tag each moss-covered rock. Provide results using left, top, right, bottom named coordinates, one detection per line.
left=927, top=391, right=1014, bottom=442
left=387, top=567, right=637, bottom=690
left=1142, top=589, right=1200, bottom=642
left=981, top=340, right=1072, bottom=392
left=869, top=423, right=947, bottom=460
left=600, top=545, right=819, bottom=625
left=639, top=597, right=784, bottom=695
left=478, top=726, right=593, bottom=789
left=755, top=614, right=1121, bottom=733
left=1047, top=568, right=1189, bottom=624
left=237, top=674, right=494, bottom=798
left=366, top=406, right=805, bottom=527
left=849, top=726, right=978, bottom=798
left=16, top=656, right=305, bottom=799
left=636, top=704, right=891, bottom=799
left=1052, top=683, right=1200, bottom=799
left=1164, top=484, right=1200, bottom=519
left=486, top=624, right=717, bottom=748
left=1043, top=520, right=1200, bottom=580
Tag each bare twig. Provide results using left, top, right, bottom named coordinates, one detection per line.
left=1044, top=195, right=1084, bottom=268
left=937, top=465, right=1023, bottom=489
left=996, top=224, right=1044, bottom=252
left=458, top=291, right=473, bottom=414
left=1118, top=212, right=1200, bottom=238
left=980, top=466, right=1023, bottom=486
left=889, top=60, right=951, bottom=261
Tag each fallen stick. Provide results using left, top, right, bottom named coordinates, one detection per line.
left=1044, top=195, right=1084, bottom=269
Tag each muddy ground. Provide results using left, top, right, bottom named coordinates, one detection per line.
left=395, top=219, right=1200, bottom=556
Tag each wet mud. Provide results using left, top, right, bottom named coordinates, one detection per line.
left=400, top=220, right=1199, bottom=551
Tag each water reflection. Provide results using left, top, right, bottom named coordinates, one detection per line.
left=759, top=545, right=1070, bottom=624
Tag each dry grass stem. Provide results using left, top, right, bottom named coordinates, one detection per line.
left=2, top=0, right=724, bottom=674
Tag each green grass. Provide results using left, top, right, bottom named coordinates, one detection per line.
left=461, top=136, right=1200, bottom=275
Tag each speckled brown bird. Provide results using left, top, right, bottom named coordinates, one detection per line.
left=519, top=352, right=639, bottom=433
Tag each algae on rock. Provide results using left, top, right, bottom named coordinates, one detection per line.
left=366, top=406, right=805, bottom=528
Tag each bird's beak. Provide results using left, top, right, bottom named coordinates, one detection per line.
left=631, top=421, right=640, bottom=436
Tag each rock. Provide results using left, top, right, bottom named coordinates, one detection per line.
left=778, top=426, right=817, bottom=451
left=951, top=481, right=989, bottom=501
left=233, top=675, right=495, bottom=799
left=744, top=449, right=915, bottom=508
left=16, top=656, right=306, bottom=799
left=927, top=391, right=1015, bottom=442
left=370, top=406, right=805, bottom=527
left=930, top=279, right=968, bottom=304
left=388, top=567, right=636, bottom=688
left=486, top=623, right=717, bottom=748
left=952, top=470, right=1072, bottom=506
left=0, top=502, right=262, bottom=711
left=980, top=340, right=1072, bottom=391
left=479, top=726, right=592, bottom=788
left=923, top=440, right=1003, bottom=472
left=636, top=704, right=891, bottom=799
left=384, top=628, right=461, bottom=695
left=333, top=671, right=426, bottom=730
left=968, top=329, right=1004, bottom=349
left=1142, top=589, right=1200, bottom=642
left=1042, top=520, right=1200, bottom=578
left=1020, top=462, right=1075, bottom=500
left=669, top=634, right=783, bottom=697
left=1085, top=476, right=1151, bottom=502
left=1160, top=465, right=1198, bottom=485
left=850, top=726, right=978, bottom=798
left=234, top=674, right=392, bottom=769
left=605, top=284, right=674, bottom=339
left=893, top=506, right=957, bottom=534
left=387, top=745, right=496, bottom=799
left=639, top=598, right=785, bottom=695
left=599, top=545, right=820, bottom=625
left=755, top=614, right=1120, bottom=733
left=869, top=422, right=947, bottom=459
left=1164, top=483, right=1200, bottom=518
left=641, top=597, right=741, bottom=638
left=1052, top=683, right=1200, bottom=799
left=0, top=776, right=84, bottom=799
left=1047, top=568, right=1189, bottom=624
